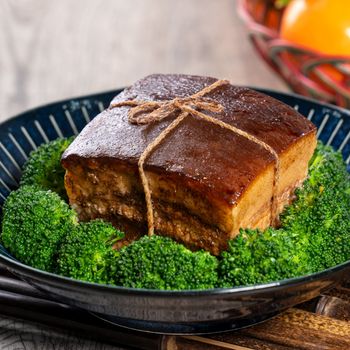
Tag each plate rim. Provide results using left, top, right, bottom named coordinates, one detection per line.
left=1, top=223, right=350, bottom=297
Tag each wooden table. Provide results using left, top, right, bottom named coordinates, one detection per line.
left=1, top=1, right=348, bottom=349
left=167, top=283, right=350, bottom=349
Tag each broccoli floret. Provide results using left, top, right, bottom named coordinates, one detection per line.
left=218, top=227, right=311, bottom=287
left=115, top=235, right=218, bottom=290
left=20, top=138, right=73, bottom=199
left=281, top=142, right=350, bottom=272
left=58, top=220, right=124, bottom=284
left=219, top=142, right=350, bottom=286
left=1, top=185, right=77, bottom=272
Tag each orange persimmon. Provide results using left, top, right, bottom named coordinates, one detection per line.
left=280, top=0, right=350, bottom=56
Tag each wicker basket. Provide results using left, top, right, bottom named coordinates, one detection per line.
left=238, top=0, right=350, bottom=108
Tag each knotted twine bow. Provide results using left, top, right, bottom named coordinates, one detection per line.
left=110, top=79, right=280, bottom=236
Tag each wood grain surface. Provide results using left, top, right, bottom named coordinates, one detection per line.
left=166, top=284, right=350, bottom=349
left=0, top=315, right=123, bottom=350
left=0, top=0, right=286, bottom=121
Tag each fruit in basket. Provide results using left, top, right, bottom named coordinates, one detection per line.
left=280, top=0, right=350, bottom=56
left=279, top=0, right=350, bottom=87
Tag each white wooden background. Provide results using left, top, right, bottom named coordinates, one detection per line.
left=0, top=0, right=286, bottom=121
left=0, top=0, right=287, bottom=349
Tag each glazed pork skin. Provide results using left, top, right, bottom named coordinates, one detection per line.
left=62, top=74, right=317, bottom=255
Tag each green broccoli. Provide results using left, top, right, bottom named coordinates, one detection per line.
left=281, top=142, right=350, bottom=272
left=219, top=142, right=350, bottom=286
left=58, top=220, right=124, bottom=284
left=20, top=137, right=73, bottom=199
left=218, top=227, right=311, bottom=287
left=114, top=235, right=218, bottom=290
left=1, top=185, right=78, bottom=272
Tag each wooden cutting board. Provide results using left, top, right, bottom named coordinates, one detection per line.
left=164, top=281, right=350, bottom=349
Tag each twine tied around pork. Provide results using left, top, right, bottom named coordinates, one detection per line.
left=110, top=79, right=280, bottom=236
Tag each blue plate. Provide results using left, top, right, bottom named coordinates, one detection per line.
left=0, top=88, right=349, bottom=335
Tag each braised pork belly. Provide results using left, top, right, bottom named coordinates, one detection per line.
left=62, top=74, right=316, bottom=255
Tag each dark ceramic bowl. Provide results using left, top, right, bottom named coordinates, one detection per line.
left=0, top=88, right=350, bottom=335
